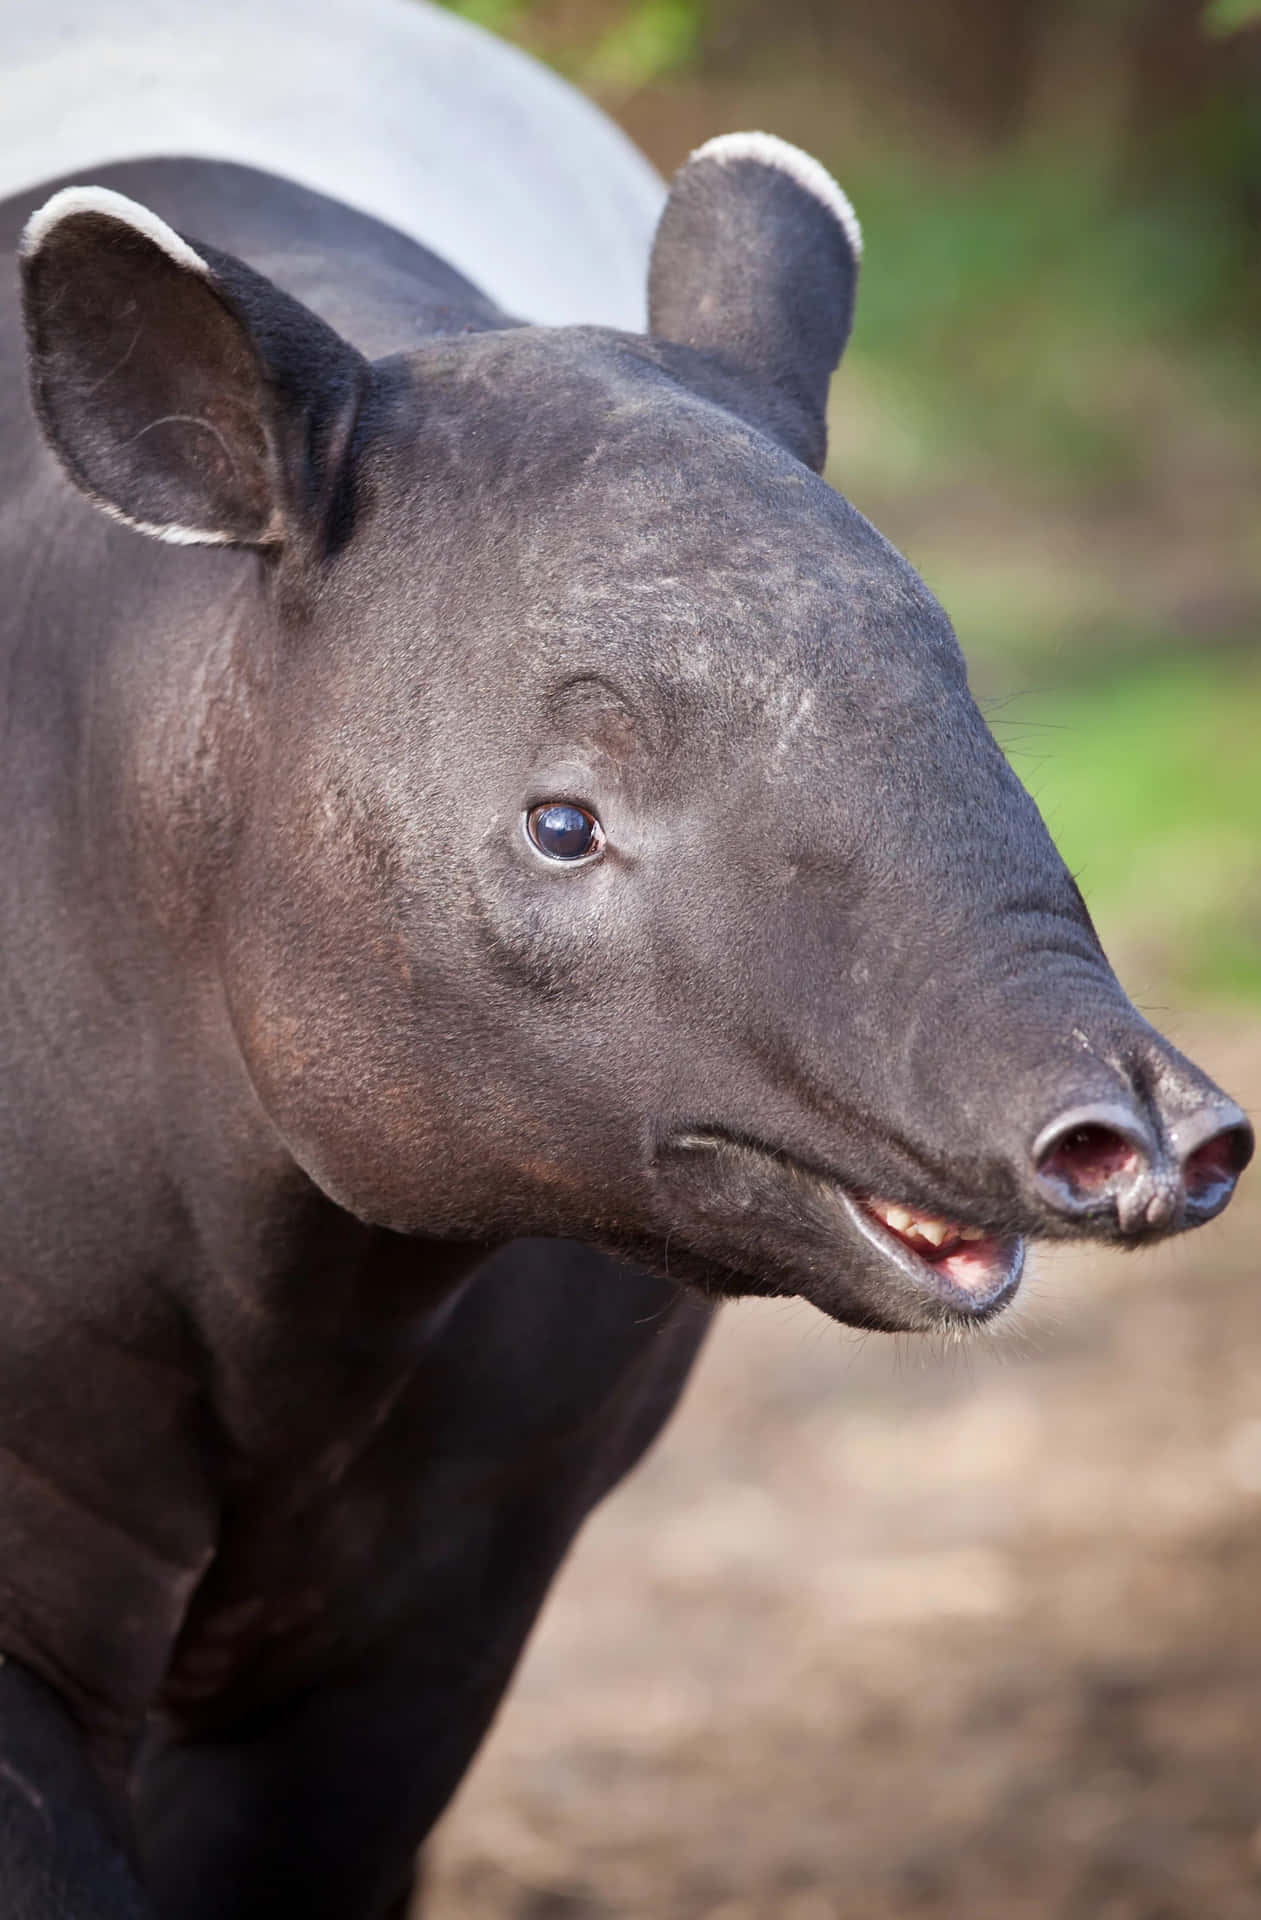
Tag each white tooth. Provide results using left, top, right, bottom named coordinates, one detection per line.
left=958, top=1225, right=986, bottom=1242
left=916, top=1218, right=950, bottom=1247
left=884, top=1206, right=913, bottom=1233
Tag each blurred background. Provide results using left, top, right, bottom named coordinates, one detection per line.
left=424, top=3, right=1261, bottom=1914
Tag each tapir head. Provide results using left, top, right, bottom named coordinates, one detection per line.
left=19, top=137, right=1252, bottom=1330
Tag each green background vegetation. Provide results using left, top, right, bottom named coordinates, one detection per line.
left=440, top=0, right=1261, bottom=1003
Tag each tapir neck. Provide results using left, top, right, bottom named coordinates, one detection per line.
left=0, top=156, right=509, bottom=1401
left=0, top=488, right=483, bottom=1415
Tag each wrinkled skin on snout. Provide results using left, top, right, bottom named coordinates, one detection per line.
left=225, top=334, right=1249, bottom=1333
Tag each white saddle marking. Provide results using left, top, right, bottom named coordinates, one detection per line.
left=1, top=0, right=666, bottom=328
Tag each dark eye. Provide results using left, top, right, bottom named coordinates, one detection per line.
left=526, top=802, right=605, bottom=862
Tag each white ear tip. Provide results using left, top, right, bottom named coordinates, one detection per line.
left=20, top=185, right=210, bottom=279
left=687, top=131, right=863, bottom=261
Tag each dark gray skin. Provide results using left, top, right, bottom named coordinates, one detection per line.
left=0, top=147, right=1251, bottom=1919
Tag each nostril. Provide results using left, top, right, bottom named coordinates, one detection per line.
left=1032, top=1101, right=1155, bottom=1218
left=1183, top=1120, right=1253, bottom=1209
left=1039, top=1123, right=1138, bottom=1195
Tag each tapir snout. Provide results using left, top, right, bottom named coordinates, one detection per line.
left=652, top=973, right=1252, bottom=1333
left=638, top=711, right=1252, bottom=1333
left=1031, top=1067, right=1251, bottom=1237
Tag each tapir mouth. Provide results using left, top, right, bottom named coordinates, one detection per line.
left=847, top=1192, right=1025, bottom=1320
left=666, top=1129, right=1025, bottom=1329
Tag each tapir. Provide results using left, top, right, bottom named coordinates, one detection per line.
left=0, top=1, right=1252, bottom=1914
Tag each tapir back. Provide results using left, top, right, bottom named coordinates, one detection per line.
left=0, top=0, right=664, bottom=328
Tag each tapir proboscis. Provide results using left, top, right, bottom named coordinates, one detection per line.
left=0, top=2, right=1252, bottom=1914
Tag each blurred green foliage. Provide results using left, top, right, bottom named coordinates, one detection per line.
left=843, top=161, right=1258, bottom=497
left=1204, top=0, right=1261, bottom=33
left=437, top=0, right=703, bottom=87
left=580, top=0, right=703, bottom=91
left=998, top=658, right=1261, bottom=1000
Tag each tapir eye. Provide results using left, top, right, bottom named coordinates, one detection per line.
left=526, top=802, right=605, bottom=862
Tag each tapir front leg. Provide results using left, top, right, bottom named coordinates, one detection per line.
left=0, top=1657, right=154, bottom=1918
left=133, top=1645, right=513, bottom=1920
left=132, top=1246, right=711, bottom=1920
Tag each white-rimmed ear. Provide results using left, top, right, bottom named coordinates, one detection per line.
left=20, top=186, right=367, bottom=548
left=648, top=133, right=861, bottom=473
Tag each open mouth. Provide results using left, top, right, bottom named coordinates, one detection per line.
left=851, top=1194, right=1025, bottom=1318
left=668, top=1129, right=1025, bottom=1328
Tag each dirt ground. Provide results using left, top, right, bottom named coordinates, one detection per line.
left=424, top=1016, right=1261, bottom=1920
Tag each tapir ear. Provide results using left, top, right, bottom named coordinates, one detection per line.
left=19, top=186, right=367, bottom=547
left=648, top=133, right=861, bottom=473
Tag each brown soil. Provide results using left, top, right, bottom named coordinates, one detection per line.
left=425, top=1016, right=1261, bottom=1920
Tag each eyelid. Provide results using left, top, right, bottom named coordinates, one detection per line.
left=522, top=763, right=597, bottom=811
